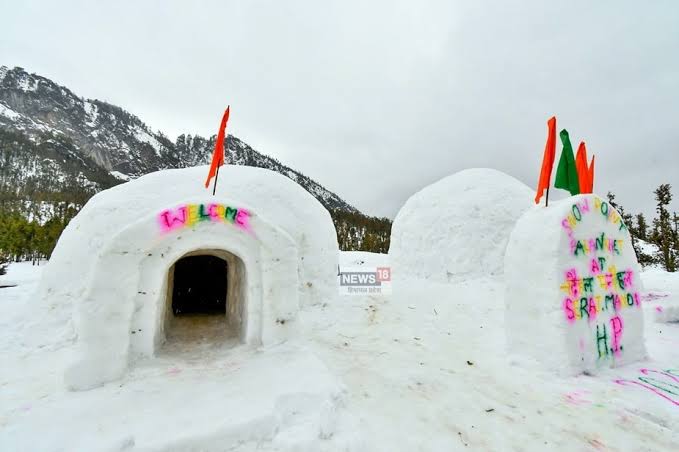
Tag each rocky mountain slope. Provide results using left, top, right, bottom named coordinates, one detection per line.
left=0, top=65, right=358, bottom=220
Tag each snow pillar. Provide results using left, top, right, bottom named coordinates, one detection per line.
left=505, top=194, right=646, bottom=374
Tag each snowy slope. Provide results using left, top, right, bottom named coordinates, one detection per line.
left=1, top=258, right=677, bottom=451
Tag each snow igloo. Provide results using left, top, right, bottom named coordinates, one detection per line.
left=505, top=194, right=646, bottom=374
left=389, top=168, right=533, bottom=283
left=38, top=166, right=339, bottom=390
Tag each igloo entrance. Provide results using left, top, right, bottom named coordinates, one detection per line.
left=163, top=249, right=247, bottom=349
left=171, top=255, right=227, bottom=315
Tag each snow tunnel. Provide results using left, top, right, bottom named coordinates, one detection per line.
left=164, top=251, right=243, bottom=347
left=36, top=166, right=339, bottom=390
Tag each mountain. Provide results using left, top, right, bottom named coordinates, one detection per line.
left=0, top=65, right=358, bottom=221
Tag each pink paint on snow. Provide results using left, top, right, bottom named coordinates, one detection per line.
left=157, top=203, right=252, bottom=234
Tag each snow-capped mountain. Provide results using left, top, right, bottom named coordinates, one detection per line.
left=0, top=65, right=357, bottom=215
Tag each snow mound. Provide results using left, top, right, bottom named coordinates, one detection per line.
left=505, top=194, right=646, bottom=374
left=641, top=268, right=679, bottom=323
left=36, top=165, right=339, bottom=389
left=389, top=168, right=532, bottom=283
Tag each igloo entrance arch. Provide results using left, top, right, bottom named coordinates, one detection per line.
left=163, top=249, right=247, bottom=348
left=63, top=202, right=300, bottom=390
left=37, top=166, right=340, bottom=391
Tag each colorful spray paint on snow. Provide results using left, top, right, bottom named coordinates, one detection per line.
left=615, top=368, right=679, bottom=406
left=560, top=196, right=642, bottom=362
left=158, top=203, right=251, bottom=233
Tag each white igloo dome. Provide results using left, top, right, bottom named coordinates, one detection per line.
left=37, top=165, right=339, bottom=390
left=389, top=168, right=532, bottom=283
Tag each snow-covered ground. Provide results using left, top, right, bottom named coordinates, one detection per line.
left=640, top=268, right=679, bottom=324
left=1, top=257, right=678, bottom=451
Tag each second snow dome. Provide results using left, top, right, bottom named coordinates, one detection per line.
left=389, top=168, right=532, bottom=283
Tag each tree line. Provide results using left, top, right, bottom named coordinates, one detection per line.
left=607, top=183, right=678, bottom=272
left=331, top=209, right=392, bottom=254
left=0, top=204, right=79, bottom=274
left=0, top=128, right=110, bottom=275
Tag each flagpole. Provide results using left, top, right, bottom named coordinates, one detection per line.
left=212, top=165, right=220, bottom=196
left=545, top=187, right=549, bottom=207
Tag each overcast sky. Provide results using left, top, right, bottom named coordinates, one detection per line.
left=2, top=0, right=678, bottom=219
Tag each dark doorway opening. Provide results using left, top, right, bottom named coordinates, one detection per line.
left=172, top=255, right=227, bottom=315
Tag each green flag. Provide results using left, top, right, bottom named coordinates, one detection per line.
left=554, top=129, right=580, bottom=196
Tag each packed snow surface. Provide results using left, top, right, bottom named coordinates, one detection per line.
left=1, top=257, right=678, bottom=451
left=389, top=168, right=533, bottom=283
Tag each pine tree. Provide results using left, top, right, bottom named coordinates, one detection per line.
left=607, top=191, right=634, bottom=233
left=652, top=184, right=677, bottom=272
left=636, top=213, right=648, bottom=241
left=606, top=192, right=623, bottom=215
left=0, top=251, right=8, bottom=276
left=606, top=191, right=642, bottom=258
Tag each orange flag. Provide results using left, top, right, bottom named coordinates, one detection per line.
left=575, top=141, right=590, bottom=194
left=534, top=116, right=557, bottom=204
left=204, top=106, right=230, bottom=189
left=588, top=155, right=595, bottom=193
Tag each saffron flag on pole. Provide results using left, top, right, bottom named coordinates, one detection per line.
left=554, top=129, right=580, bottom=196
left=534, top=116, right=557, bottom=204
left=575, top=141, right=590, bottom=194
left=588, top=155, right=595, bottom=193
left=204, top=106, right=230, bottom=189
